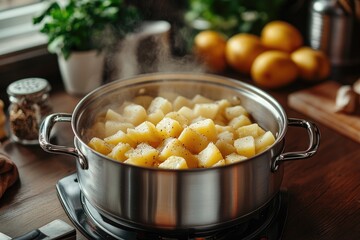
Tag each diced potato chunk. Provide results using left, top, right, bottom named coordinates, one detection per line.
left=229, top=96, right=242, bottom=105
left=192, top=94, right=213, bottom=104
left=125, top=143, right=159, bottom=167
left=88, top=137, right=114, bottom=155
left=193, top=103, right=219, bottom=120
left=216, top=99, right=232, bottom=115
left=215, top=139, right=236, bottom=156
left=234, top=136, right=256, bottom=158
left=158, top=156, right=188, bottom=169
left=118, top=101, right=132, bottom=113
left=148, top=97, right=173, bottom=115
left=156, top=117, right=183, bottom=139
left=213, top=113, right=227, bottom=125
left=228, top=115, right=252, bottom=129
left=215, top=124, right=234, bottom=133
left=105, top=121, right=134, bottom=137
left=236, top=123, right=265, bottom=138
left=105, top=109, right=125, bottom=121
left=191, top=116, right=207, bottom=124
left=123, top=104, right=147, bottom=126
left=225, top=105, right=249, bottom=120
left=158, top=138, right=198, bottom=168
left=255, top=131, right=276, bottom=153
left=104, top=130, right=136, bottom=147
left=165, top=112, right=189, bottom=127
left=127, top=121, right=162, bottom=146
left=177, top=106, right=196, bottom=121
left=197, top=142, right=224, bottom=168
left=108, top=143, right=132, bottom=161
left=88, top=93, right=276, bottom=169
left=173, top=96, right=194, bottom=111
left=133, top=95, right=154, bottom=109
left=189, top=119, right=217, bottom=142
left=147, top=110, right=165, bottom=125
left=212, top=159, right=226, bottom=167
left=257, top=125, right=266, bottom=135
left=225, top=153, right=247, bottom=164
left=178, top=127, right=209, bottom=154
left=217, top=131, right=234, bottom=144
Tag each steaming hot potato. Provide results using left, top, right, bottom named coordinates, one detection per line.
left=88, top=94, right=276, bottom=169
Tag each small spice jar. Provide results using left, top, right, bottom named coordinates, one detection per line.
left=7, top=78, right=52, bottom=145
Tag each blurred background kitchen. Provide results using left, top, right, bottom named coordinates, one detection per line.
left=0, top=1, right=360, bottom=238
left=1, top=0, right=359, bottom=102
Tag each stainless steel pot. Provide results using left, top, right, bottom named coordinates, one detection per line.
left=39, top=73, right=320, bottom=231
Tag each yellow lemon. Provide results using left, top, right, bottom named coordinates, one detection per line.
left=251, top=51, right=298, bottom=89
left=291, top=47, right=330, bottom=81
left=261, top=21, right=303, bottom=53
left=225, top=33, right=266, bottom=74
left=193, top=30, right=227, bottom=72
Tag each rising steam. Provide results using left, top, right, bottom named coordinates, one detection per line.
left=109, top=20, right=205, bottom=81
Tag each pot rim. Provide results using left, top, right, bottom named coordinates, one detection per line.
left=71, top=72, right=288, bottom=171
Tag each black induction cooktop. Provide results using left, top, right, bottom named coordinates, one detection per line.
left=56, top=173, right=288, bottom=240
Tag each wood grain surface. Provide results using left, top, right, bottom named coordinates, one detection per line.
left=288, top=81, right=360, bottom=144
left=0, top=82, right=360, bottom=240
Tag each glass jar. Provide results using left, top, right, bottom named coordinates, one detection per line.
left=7, top=78, right=52, bottom=145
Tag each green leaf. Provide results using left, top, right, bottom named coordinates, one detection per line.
left=48, top=36, right=64, bottom=54
left=33, top=0, right=141, bottom=54
left=33, top=2, right=60, bottom=24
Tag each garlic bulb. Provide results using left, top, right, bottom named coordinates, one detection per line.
left=352, top=78, right=360, bottom=96
left=334, top=85, right=357, bottom=113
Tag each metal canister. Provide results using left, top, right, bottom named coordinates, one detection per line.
left=309, top=0, right=360, bottom=71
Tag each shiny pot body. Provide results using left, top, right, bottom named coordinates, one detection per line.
left=40, top=73, right=320, bottom=231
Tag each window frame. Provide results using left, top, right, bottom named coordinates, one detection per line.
left=0, top=2, right=48, bottom=57
left=0, top=2, right=62, bottom=96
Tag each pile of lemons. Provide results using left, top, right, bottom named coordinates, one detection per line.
left=193, top=21, right=330, bottom=89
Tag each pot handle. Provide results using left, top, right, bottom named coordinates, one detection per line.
left=272, top=118, right=320, bottom=172
left=39, top=113, right=88, bottom=170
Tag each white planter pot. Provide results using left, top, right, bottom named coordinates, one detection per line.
left=58, top=50, right=105, bottom=96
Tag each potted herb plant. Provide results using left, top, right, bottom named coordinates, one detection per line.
left=33, top=0, right=141, bottom=95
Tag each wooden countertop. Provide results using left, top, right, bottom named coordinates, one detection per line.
left=1, top=80, right=360, bottom=240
